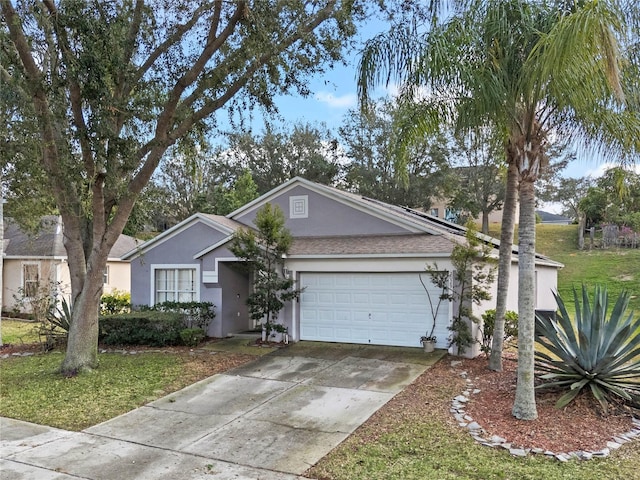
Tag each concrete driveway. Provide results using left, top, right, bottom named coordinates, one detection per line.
left=1, top=341, right=444, bottom=479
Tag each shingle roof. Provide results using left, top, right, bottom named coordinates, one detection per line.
left=4, top=216, right=139, bottom=260
left=108, top=234, right=141, bottom=260
left=289, top=234, right=456, bottom=256
left=4, top=216, right=65, bottom=257
left=199, top=213, right=246, bottom=232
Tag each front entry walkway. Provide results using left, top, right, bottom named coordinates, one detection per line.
left=1, top=342, right=445, bottom=479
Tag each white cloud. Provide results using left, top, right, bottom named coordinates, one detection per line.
left=314, top=92, right=357, bottom=109
left=582, top=162, right=640, bottom=179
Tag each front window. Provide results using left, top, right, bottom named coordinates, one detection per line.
left=155, top=268, right=197, bottom=303
left=22, top=263, right=40, bottom=298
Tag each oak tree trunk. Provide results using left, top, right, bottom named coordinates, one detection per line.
left=60, top=279, right=102, bottom=373
left=481, top=210, right=489, bottom=235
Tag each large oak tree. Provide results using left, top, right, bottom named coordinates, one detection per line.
left=1, top=0, right=363, bottom=374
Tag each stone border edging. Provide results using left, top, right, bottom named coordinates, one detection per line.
left=449, top=360, right=640, bottom=461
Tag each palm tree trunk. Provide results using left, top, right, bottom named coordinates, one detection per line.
left=512, top=178, right=538, bottom=420
left=488, top=161, right=518, bottom=371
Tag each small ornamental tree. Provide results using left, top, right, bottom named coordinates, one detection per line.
left=229, top=203, right=301, bottom=339
left=426, top=222, right=496, bottom=355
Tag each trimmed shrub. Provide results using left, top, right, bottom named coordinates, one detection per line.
left=99, top=311, right=184, bottom=347
left=479, top=309, right=518, bottom=356
left=100, top=290, right=131, bottom=315
left=180, top=328, right=206, bottom=347
left=142, top=301, right=215, bottom=332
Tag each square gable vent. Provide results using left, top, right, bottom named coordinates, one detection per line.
left=289, top=195, right=308, bottom=219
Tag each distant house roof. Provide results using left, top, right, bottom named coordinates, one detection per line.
left=4, top=216, right=66, bottom=258
left=536, top=210, right=572, bottom=225
left=108, top=234, right=141, bottom=260
left=3, top=216, right=140, bottom=261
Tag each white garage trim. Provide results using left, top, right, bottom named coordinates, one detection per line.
left=299, top=272, right=450, bottom=348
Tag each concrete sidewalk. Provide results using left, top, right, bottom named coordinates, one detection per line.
left=1, top=342, right=444, bottom=479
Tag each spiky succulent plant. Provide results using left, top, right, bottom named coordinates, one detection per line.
left=535, top=285, right=640, bottom=411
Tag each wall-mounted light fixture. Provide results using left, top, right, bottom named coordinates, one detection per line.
left=282, top=267, right=291, bottom=279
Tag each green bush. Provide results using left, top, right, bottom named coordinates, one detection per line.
left=179, top=328, right=206, bottom=347
left=38, top=297, right=72, bottom=351
left=100, top=290, right=131, bottom=315
left=479, top=309, right=518, bottom=356
left=535, top=285, right=640, bottom=412
left=99, top=311, right=184, bottom=347
left=143, top=301, right=215, bottom=331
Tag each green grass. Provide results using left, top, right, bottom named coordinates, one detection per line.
left=488, top=224, right=640, bottom=313
left=0, top=352, right=184, bottom=430
left=537, top=225, right=640, bottom=313
left=310, top=417, right=639, bottom=480
left=1, top=319, right=40, bottom=345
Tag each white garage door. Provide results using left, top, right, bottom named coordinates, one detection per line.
left=300, top=272, right=450, bottom=348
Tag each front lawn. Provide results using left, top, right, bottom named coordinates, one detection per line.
left=1, top=319, right=39, bottom=346
left=0, top=349, right=254, bottom=431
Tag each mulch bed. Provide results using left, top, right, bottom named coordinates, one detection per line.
left=461, top=354, right=637, bottom=453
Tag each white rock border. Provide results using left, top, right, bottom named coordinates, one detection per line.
left=450, top=361, right=640, bottom=461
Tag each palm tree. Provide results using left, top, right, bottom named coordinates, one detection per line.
left=358, top=0, right=639, bottom=420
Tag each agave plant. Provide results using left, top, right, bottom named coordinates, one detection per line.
left=535, top=285, right=640, bottom=411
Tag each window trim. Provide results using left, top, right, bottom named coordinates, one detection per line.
left=150, top=264, right=200, bottom=305
left=21, top=261, right=41, bottom=298
left=289, top=195, right=309, bottom=219
left=103, top=265, right=110, bottom=285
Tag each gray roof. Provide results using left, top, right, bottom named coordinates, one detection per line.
left=289, top=234, right=456, bottom=256
left=108, top=234, right=141, bottom=260
left=4, top=216, right=139, bottom=261
left=4, top=216, right=65, bottom=257
left=536, top=210, right=572, bottom=224
left=199, top=213, right=247, bottom=233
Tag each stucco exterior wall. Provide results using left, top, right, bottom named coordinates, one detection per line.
left=103, top=261, right=131, bottom=295
left=2, top=259, right=71, bottom=313
left=234, top=185, right=412, bottom=237
left=130, top=222, right=228, bottom=307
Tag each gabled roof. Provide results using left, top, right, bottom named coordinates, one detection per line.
left=4, top=216, right=65, bottom=258
left=227, top=177, right=562, bottom=266
left=227, top=177, right=428, bottom=235
left=119, top=178, right=563, bottom=268
left=3, top=216, right=139, bottom=261
left=122, top=213, right=245, bottom=260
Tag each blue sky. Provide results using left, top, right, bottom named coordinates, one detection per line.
left=236, top=17, right=635, bottom=188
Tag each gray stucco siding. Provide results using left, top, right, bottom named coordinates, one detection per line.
left=129, top=222, right=228, bottom=307
left=200, top=245, right=237, bottom=273
left=234, top=185, right=412, bottom=237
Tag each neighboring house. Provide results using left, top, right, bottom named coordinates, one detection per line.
left=125, top=177, right=562, bottom=357
left=428, top=196, right=521, bottom=228
left=2, top=216, right=139, bottom=314
left=536, top=210, right=573, bottom=225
